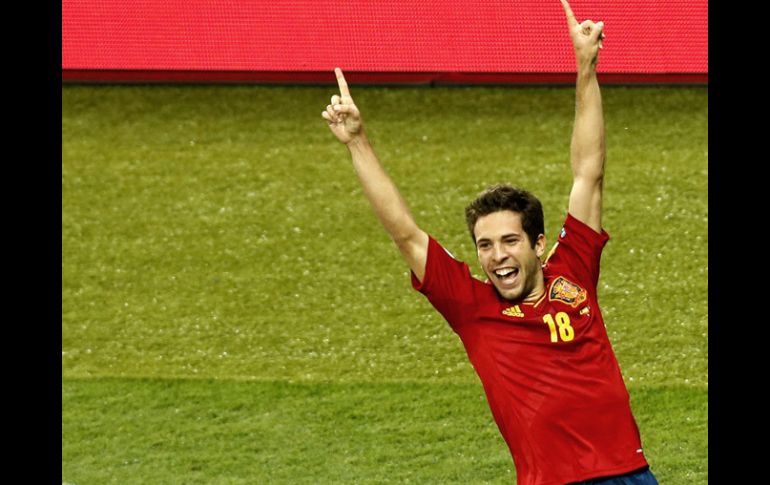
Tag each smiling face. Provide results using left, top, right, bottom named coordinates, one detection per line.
left=473, top=210, right=547, bottom=303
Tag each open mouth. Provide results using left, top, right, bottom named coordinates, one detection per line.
left=494, top=267, right=519, bottom=285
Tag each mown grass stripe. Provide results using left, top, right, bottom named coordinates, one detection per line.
left=62, top=377, right=705, bottom=484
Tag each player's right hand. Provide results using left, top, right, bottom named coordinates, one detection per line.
left=322, top=68, right=364, bottom=145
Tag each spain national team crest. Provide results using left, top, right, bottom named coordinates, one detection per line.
left=548, top=276, right=587, bottom=307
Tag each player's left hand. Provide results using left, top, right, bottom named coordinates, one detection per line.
left=560, top=0, right=605, bottom=68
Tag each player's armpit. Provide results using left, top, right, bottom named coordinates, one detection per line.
left=395, top=229, right=429, bottom=283
left=568, top=176, right=603, bottom=234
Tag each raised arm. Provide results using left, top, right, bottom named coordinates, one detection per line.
left=561, top=0, right=606, bottom=233
left=322, top=68, right=429, bottom=281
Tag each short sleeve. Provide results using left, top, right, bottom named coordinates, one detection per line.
left=411, top=235, right=477, bottom=329
left=545, top=213, right=610, bottom=290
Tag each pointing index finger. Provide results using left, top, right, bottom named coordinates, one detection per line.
left=335, top=67, right=351, bottom=98
left=559, top=0, right=579, bottom=29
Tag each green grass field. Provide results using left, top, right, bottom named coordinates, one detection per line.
left=62, top=84, right=707, bottom=484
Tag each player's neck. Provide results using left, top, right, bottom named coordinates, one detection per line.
left=522, top=272, right=546, bottom=305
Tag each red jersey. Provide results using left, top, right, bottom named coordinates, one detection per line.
left=411, top=213, right=649, bottom=485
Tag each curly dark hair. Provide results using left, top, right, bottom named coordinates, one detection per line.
left=464, top=184, right=545, bottom=248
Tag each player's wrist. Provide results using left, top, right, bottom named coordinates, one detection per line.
left=576, top=62, right=597, bottom=78
left=346, top=132, right=370, bottom=151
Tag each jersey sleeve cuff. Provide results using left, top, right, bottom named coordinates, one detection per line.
left=564, top=212, right=610, bottom=246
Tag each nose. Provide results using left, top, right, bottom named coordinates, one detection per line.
left=492, top=243, right=507, bottom=263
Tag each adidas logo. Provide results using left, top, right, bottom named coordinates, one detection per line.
left=502, top=305, right=524, bottom=318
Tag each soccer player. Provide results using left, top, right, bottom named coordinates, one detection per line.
left=321, top=1, right=658, bottom=483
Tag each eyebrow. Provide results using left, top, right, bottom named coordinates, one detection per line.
left=476, top=233, right=521, bottom=244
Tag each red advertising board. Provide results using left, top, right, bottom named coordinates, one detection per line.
left=62, top=0, right=707, bottom=84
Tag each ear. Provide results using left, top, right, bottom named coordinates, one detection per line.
left=534, top=234, right=547, bottom=258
